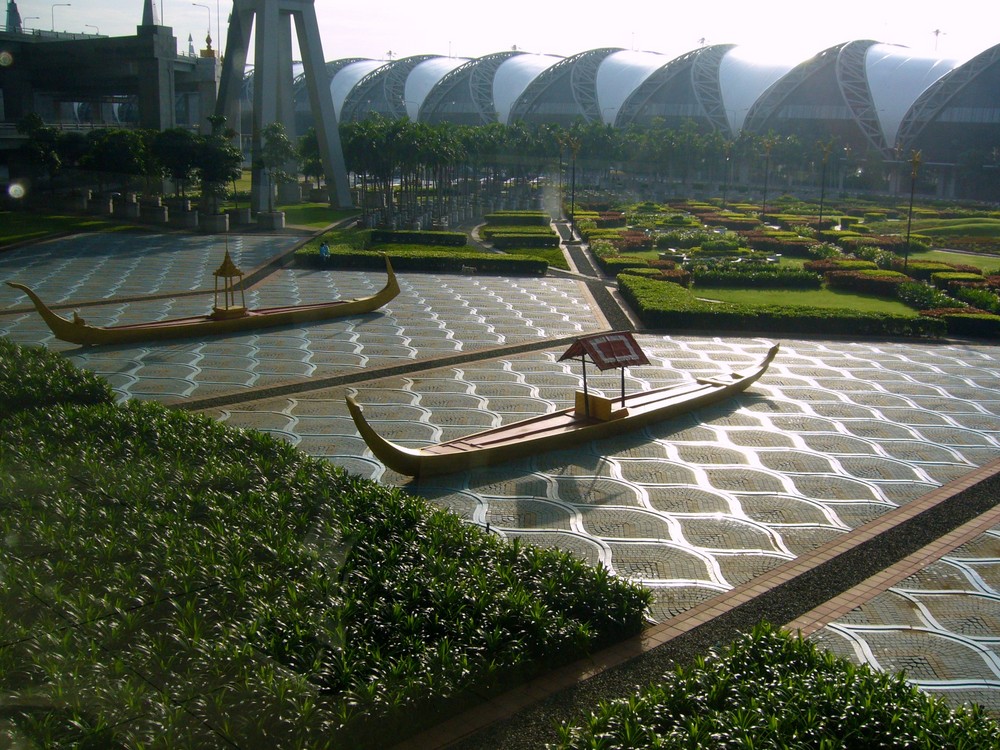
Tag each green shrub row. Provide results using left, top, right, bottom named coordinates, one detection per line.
left=954, top=286, right=1000, bottom=314
left=488, top=233, right=560, bottom=250
left=618, top=274, right=945, bottom=338
left=482, top=211, right=550, bottom=226
left=553, top=623, right=1000, bottom=748
left=692, top=268, right=823, bottom=289
left=825, top=269, right=912, bottom=296
left=804, top=258, right=879, bottom=273
left=740, top=231, right=819, bottom=257
left=597, top=255, right=652, bottom=275
left=370, top=229, right=467, bottom=247
left=896, top=281, right=963, bottom=311
left=921, top=309, right=1000, bottom=338
left=930, top=271, right=987, bottom=292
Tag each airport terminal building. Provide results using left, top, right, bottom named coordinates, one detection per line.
left=2, top=0, right=999, bottom=198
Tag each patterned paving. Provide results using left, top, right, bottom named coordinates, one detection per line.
left=811, top=524, right=1000, bottom=716
left=1, top=233, right=605, bottom=403
left=6, top=231, right=1000, bottom=716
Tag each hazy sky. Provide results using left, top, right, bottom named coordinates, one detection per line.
left=13, top=0, right=997, bottom=64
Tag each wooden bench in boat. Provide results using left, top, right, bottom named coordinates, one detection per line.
left=575, top=391, right=629, bottom=421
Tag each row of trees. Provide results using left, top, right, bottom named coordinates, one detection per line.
left=327, top=117, right=896, bottom=226
left=18, top=112, right=998, bottom=219
left=15, top=115, right=302, bottom=214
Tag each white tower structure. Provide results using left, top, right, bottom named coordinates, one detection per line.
left=216, top=0, right=351, bottom=210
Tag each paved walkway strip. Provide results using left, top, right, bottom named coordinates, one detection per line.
left=396, top=457, right=1000, bottom=750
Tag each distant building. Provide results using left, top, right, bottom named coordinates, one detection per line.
left=3, top=0, right=998, bottom=199
left=0, top=0, right=219, bottom=179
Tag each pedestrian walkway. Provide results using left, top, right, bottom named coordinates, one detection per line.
left=4, top=229, right=1000, bottom=743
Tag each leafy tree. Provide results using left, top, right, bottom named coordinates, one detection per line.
left=258, top=121, right=297, bottom=212
left=80, top=128, right=149, bottom=192
left=16, top=114, right=62, bottom=194
left=195, top=115, right=243, bottom=214
left=152, top=128, right=200, bottom=197
left=297, top=127, right=324, bottom=190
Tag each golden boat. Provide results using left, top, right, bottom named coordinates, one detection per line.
left=348, top=333, right=779, bottom=478
left=7, top=255, right=399, bottom=346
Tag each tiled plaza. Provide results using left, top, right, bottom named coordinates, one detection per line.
left=5, top=230, right=1000, bottom=719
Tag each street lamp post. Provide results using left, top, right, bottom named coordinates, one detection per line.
left=50, top=3, right=70, bottom=31
left=722, top=142, right=732, bottom=210
left=192, top=3, right=212, bottom=52
left=904, top=150, right=922, bottom=274
left=760, top=136, right=775, bottom=224
left=817, top=140, right=833, bottom=237
left=85, top=23, right=99, bottom=34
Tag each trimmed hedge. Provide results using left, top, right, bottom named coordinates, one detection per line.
left=553, top=622, right=1000, bottom=749
left=597, top=255, right=651, bottom=275
left=370, top=230, right=467, bottom=247
left=921, top=309, right=1000, bottom=338
left=301, top=247, right=547, bottom=275
left=0, top=338, right=115, bottom=419
left=618, top=274, right=944, bottom=338
left=482, top=211, right=550, bottom=226
left=930, top=271, right=987, bottom=292
left=804, top=258, right=878, bottom=273
left=488, top=233, right=560, bottom=250
left=692, top=267, right=822, bottom=289
left=825, top=269, right=911, bottom=296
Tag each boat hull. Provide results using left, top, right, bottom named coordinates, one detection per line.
left=348, top=343, right=779, bottom=478
left=7, top=256, right=399, bottom=346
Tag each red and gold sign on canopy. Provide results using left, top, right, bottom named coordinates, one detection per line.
left=559, top=331, right=650, bottom=371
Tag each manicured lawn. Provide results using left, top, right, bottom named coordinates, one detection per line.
left=275, top=202, right=358, bottom=228
left=909, top=248, right=1000, bottom=274
left=694, top=286, right=918, bottom=315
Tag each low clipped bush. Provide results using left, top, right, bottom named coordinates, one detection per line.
left=921, top=309, right=1000, bottom=338
left=553, top=623, right=1000, bottom=749
left=954, top=286, right=1000, bottom=314
left=482, top=210, right=550, bottom=226
left=369, top=229, right=467, bottom=247
left=899, top=260, right=970, bottom=281
left=0, top=338, right=115, bottom=419
left=1, top=342, right=651, bottom=748
left=930, top=271, right=988, bottom=292
left=839, top=234, right=930, bottom=255
left=692, top=266, right=822, bottom=289
left=487, top=232, right=560, bottom=250
left=740, top=231, right=818, bottom=257
left=654, top=228, right=722, bottom=250
left=897, top=281, right=963, bottom=311
left=825, top=269, right=912, bottom=296
left=597, top=255, right=651, bottom=275
left=804, top=258, right=878, bottom=273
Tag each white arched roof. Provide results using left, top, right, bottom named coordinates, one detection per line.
left=492, top=54, right=562, bottom=124
left=329, top=60, right=384, bottom=117
left=596, top=50, right=666, bottom=124
left=404, top=56, right=469, bottom=119
left=865, top=44, right=962, bottom=146
left=719, top=46, right=800, bottom=133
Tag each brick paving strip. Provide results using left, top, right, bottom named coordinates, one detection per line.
left=394, top=457, right=1000, bottom=750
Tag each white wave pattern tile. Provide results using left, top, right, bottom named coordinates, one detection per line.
left=276, top=337, right=1000, bottom=627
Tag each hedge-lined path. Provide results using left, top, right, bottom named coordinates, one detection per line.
left=5, top=230, right=1000, bottom=745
